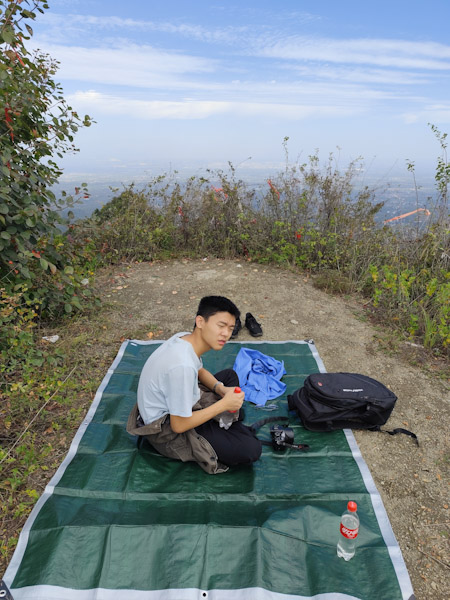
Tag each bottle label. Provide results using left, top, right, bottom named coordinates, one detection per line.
left=340, top=523, right=359, bottom=539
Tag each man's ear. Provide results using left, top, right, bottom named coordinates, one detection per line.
left=195, top=315, right=205, bottom=329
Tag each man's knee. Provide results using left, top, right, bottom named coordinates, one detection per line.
left=231, top=426, right=262, bottom=465
left=215, top=368, right=239, bottom=387
left=246, top=436, right=262, bottom=463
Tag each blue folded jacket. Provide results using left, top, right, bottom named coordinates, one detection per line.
left=233, top=347, right=287, bottom=406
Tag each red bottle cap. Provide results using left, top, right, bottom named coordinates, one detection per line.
left=347, top=501, right=357, bottom=512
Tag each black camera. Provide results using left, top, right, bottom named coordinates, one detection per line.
left=270, top=424, right=295, bottom=451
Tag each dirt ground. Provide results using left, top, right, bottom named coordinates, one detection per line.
left=94, top=257, right=449, bottom=600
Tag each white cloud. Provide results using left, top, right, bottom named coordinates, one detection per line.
left=69, top=91, right=227, bottom=118
left=36, top=12, right=249, bottom=45
left=254, top=37, right=450, bottom=71
left=40, top=14, right=450, bottom=75
left=32, top=40, right=216, bottom=87
left=402, top=104, right=450, bottom=124
left=290, top=65, right=431, bottom=86
left=67, top=90, right=361, bottom=120
left=33, top=39, right=411, bottom=107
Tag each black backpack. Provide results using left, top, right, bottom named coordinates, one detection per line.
left=288, top=372, right=418, bottom=444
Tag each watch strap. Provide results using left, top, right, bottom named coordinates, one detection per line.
left=213, top=381, right=223, bottom=393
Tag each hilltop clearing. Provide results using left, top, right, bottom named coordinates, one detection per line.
left=91, top=257, right=449, bottom=600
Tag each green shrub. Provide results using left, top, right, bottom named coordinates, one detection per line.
left=0, top=285, right=43, bottom=376
left=1, top=0, right=94, bottom=321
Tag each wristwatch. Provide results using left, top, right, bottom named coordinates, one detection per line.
left=213, top=381, right=223, bottom=393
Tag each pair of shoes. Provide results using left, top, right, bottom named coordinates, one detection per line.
left=231, top=313, right=263, bottom=338
left=231, top=316, right=242, bottom=339
left=245, top=312, right=263, bottom=337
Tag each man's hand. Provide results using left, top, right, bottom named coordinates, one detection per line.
left=170, top=388, right=244, bottom=433
left=216, top=384, right=236, bottom=397
left=220, top=388, right=244, bottom=413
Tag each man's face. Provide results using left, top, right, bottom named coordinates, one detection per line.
left=196, top=311, right=236, bottom=350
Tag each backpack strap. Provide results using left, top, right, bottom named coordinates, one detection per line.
left=369, top=425, right=419, bottom=446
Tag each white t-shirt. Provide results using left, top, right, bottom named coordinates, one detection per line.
left=137, top=333, right=203, bottom=424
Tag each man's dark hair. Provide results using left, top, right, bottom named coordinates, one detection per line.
left=196, top=296, right=240, bottom=321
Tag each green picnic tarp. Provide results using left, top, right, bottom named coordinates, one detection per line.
left=3, top=340, right=415, bottom=600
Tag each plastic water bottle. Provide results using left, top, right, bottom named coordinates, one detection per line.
left=337, top=501, right=359, bottom=561
left=218, top=387, right=241, bottom=430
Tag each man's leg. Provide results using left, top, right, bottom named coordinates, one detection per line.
left=196, top=367, right=262, bottom=466
left=195, top=419, right=262, bottom=467
left=197, top=420, right=262, bottom=466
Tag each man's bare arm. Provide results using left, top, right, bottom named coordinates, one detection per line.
left=198, top=367, right=225, bottom=395
left=170, top=389, right=244, bottom=433
left=198, top=367, right=238, bottom=397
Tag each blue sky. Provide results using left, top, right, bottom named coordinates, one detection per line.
left=28, top=0, right=450, bottom=183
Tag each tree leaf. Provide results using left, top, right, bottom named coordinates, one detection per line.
left=20, top=266, right=31, bottom=279
left=1, top=27, right=15, bottom=44
left=20, top=9, right=36, bottom=19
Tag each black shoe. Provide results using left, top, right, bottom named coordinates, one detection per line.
left=231, top=316, right=242, bottom=339
left=245, top=312, right=263, bottom=337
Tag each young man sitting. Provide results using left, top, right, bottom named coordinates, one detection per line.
left=127, top=296, right=262, bottom=474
